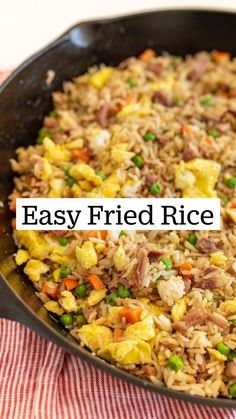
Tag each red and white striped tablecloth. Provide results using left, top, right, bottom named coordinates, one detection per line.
left=1, top=69, right=236, bottom=418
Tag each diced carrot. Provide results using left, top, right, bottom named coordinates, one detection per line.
left=118, top=307, right=142, bottom=324
left=220, top=91, right=229, bottom=99
left=87, top=274, right=104, bottom=290
left=63, top=277, right=78, bottom=291
left=206, top=136, right=213, bottom=145
left=29, top=176, right=36, bottom=187
left=86, top=230, right=107, bottom=240
left=113, top=328, right=124, bottom=341
left=230, top=202, right=236, bottom=208
left=229, top=88, right=236, bottom=98
left=123, top=94, right=137, bottom=106
left=139, top=48, right=156, bottom=62
left=180, top=262, right=194, bottom=279
left=9, top=194, right=21, bottom=212
left=182, top=124, right=193, bottom=138
left=212, top=51, right=231, bottom=63
left=11, top=218, right=16, bottom=230
left=42, top=281, right=59, bottom=298
left=73, top=149, right=90, bottom=163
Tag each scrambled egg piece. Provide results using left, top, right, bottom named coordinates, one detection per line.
left=24, top=259, right=49, bottom=282
left=59, top=111, right=78, bottom=130
left=113, top=246, right=128, bottom=271
left=88, top=173, right=120, bottom=198
left=148, top=76, right=175, bottom=93
left=44, top=301, right=63, bottom=316
left=49, top=246, right=73, bottom=265
left=111, top=144, right=135, bottom=163
left=38, top=158, right=53, bottom=180
left=15, top=249, right=29, bottom=265
left=124, top=315, right=155, bottom=341
left=175, top=159, right=220, bottom=198
left=16, top=231, right=50, bottom=260
left=69, top=164, right=102, bottom=186
left=138, top=298, right=165, bottom=317
left=98, top=339, right=152, bottom=364
left=219, top=299, right=236, bottom=315
left=76, top=241, right=97, bottom=269
left=171, top=297, right=188, bottom=322
left=65, top=138, right=84, bottom=149
left=88, top=129, right=111, bottom=151
left=78, top=324, right=112, bottom=351
left=52, top=268, right=60, bottom=282
left=87, top=289, right=106, bottom=306
left=90, top=67, right=114, bottom=89
left=60, top=290, right=78, bottom=312
left=48, top=178, right=67, bottom=198
left=107, top=307, right=124, bottom=324
left=226, top=208, right=236, bottom=224
left=117, top=95, right=151, bottom=120
left=71, top=183, right=82, bottom=197
left=207, top=348, right=227, bottom=362
left=44, top=138, right=71, bottom=162
left=210, top=252, right=227, bottom=267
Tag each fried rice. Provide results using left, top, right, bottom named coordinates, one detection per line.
left=9, top=49, right=236, bottom=399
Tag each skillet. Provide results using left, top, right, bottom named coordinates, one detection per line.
left=1, top=8, right=236, bottom=408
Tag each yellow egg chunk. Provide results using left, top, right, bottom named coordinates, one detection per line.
left=98, top=339, right=152, bottom=364
left=111, top=144, right=135, bottom=163
left=219, top=299, right=236, bottom=315
left=113, top=246, right=128, bottom=271
left=124, top=315, right=155, bottom=341
left=76, top=241, right=97, bottom=269
left=69, top=164, right=102, bottom=186
left=107, top=306, right=124, bottom=324
left=15, top=231, right=50, bottom=260
left=90, top=67, right=114, bottom=89
left=207, top=348, right=227, bottom=362
left=171, top=297, right=188, bottom=322
left=48, top=178, right=67, bottom=198
left=43, top=137, right=71, bottom=162
left=78, top=325, right=112, bottom=351
left=117, top=95, right=151, bottom=121
left=44, top=301, right=64, bottom=316
left=60, top=291, right=78, bottom=312
left=15, top=249, right=29, bottom=265
left=175, top=159, right=220, bottom=198
left=41, top=158, right=53, bottom=180
left=226, top=208, right=236, bottom=224
left=24, top=259, right=49, bottom=282
left=87, top=289, right=106, bottom=306
left=210, top=252, right=227, bottom=267
left=65, top=138, right=84, bottom=149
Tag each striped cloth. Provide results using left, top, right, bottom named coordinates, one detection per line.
left=0, top=319, right=235, bottom=419
left=0, top=69, right=235, bottom=418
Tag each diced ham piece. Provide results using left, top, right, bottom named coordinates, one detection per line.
left=96, top=105, right=108, bottom=128
left=144, top=365, right=156, bottom=376
left=187, top=58, right=208, bottom=81
left=152, top=91, right=172, bottom=107
left=146, top=62, right=163, bottom=75
left=182, top=148, right=198, bottom=162
left=148, top=251, right=163, bottom=263
left=203, top=266, right=217, bottom=277
left=197, top=238, right=218, bottom=254
left=184, top=279, right=192, bottom=293
left=225, top=360, right=236, bottom=378
left=51, top=230, right=67, bottom=237
left=145, top=175, right=160, bottom=187
left=206, top=313, right=229, bottom=329
left=44, top=116, right=59, bottom=129
left=82, top=306, right=94, bottom=321
left=172, top=309, right=207, bottom=332
left=136, top=247, right=149, bottom=288
left=195, top=279, right=217, bottom=289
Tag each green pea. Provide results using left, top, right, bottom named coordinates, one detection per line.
left=201, top=96, right=212, bottom=106
left=174, top=55, right=183, bottom=62
left=150, top=183, right=162, bottom=196
left=58, top=237, right=68, bottom=246
left=187, top=233, right=197, bottom=246
left=96, top=170, right=106, bottom=181
left=226, top=178, right=236, bottom=188
left=36, top=127, right=52, bottom=144
left=208, top=129, right=219, bottom=139
left=106, top=292, right=117, bottom=306
left=229, top=383, right=236, bottom=398
left=227, top=351, right=236, bottom=363
left=127, top=78, right=137, bottom=87
left=143, top=131, right=156, bottom=142
left=174, top=98, right=185, bottom=106
left=60, top=314, right=73, bottom=326
left=48, top=277, right=55, bottom=282
left=132, top=154, right=144, bottom=169
left=49, top=110, right=57, bottom=117
left=61, top=166, right=70, bottom=175
left=160, top=257, right=172, bottom=271
left=230, top=319, right=236, bottom=327
left=168, top=355, right=184, bottom=371
left=222, top=196, right=230, bottom=205
left=155, top=279, right=162, bottom=287
left=66, top=177, right=75, bottom=187
left=119, top=230, right=127, bottom=237
left=216, top=342, right=230, bottom=356
left=75, top=314, right=87, bottom=326
left=60, top=266, right=71, bottom=278
left=75, top=283, right=87, bottom=297
left=117, top=285, right=130, bottom=298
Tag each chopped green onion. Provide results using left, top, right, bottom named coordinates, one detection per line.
left=174, top=98, right=185, bottom=106
left=229, top=383, right=236, bottom=398
left=208, top=129, right=219, bottom=139
left=96, top=170, right=106, bottom=181
left=60, top=266, right=71, bottom=278
left=226, top=177, right=236, bottom=188
left=155, top=279, right=162, bottom=287
left=60, top=314, right=73, bottom=326
left=49, top=110, right=57, bottom=117
left=230, top=319, right=236, bottom=327
left=127, top=78, right=137, bottom=87
left=216, top=342, right=230, bottom=356
left=132, top=154, right=144, bottom=169
left=222, top=196, right=230, bottom=205
left=160, top=257, right=172, bottom=271
left=143, top=131, right=156, bottom=142
left=187, top=233, right=197, bottom=246
left=201, top=96, right=212, bottom=106
left=106, top=292, right=117, bottom=306
left=168, top=355, right=184, bottom=371
left=150, top=183, right=162, bottom=196
left=227, top=351, right=236, bottom=363
left=48, top=277, right=55, bottom=282
left=119, top=230, right=127, bottom=237
left=174, top=55, right=183, bottom=62
left=36, top=127, right=52, bottom=144
left=117, top=285, right=130, bottom=298
left=58, top=237, right=68, bottom=246
left=66, top=177, right=75, bottom=187
left=75, top=283, right=87, bottom=297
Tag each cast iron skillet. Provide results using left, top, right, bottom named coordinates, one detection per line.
left=1, top=8, right=236, bottom=408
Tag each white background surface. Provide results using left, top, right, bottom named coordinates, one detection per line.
left=1, top=0, right=236, bottom=69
